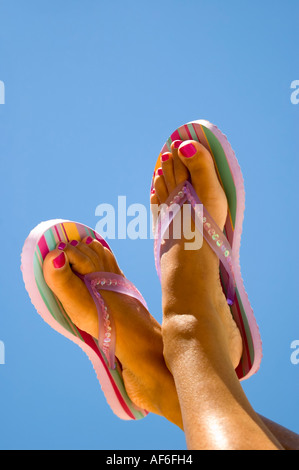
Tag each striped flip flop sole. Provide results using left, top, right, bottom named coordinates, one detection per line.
left=153, top=120, right=262, bottom=380
left=21, top=219, right=148, bottom=420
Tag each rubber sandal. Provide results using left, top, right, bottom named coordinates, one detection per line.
left=151, top=120, right=262, bottom=381
left=21, top=219, right=149, bottom=420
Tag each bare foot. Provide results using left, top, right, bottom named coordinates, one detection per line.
left=43, top=236, right=182, bottom=427
left=151, top=140, right=242, bottom=369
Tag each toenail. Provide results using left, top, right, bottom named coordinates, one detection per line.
left=151, top=188, right=155, bottom=194
left=172, top=140, right=182, bottom=149
left=180, top=142, right=197, bottom=158
left=157, top=168, right=163, bottom=176
left=85, top=236, right=93, bottom=245
left=53, top=252, right=66, bottom=269
left=57, top=242, right=66, bottom=250
left=70, top=240, right=79, bottom=247
left=161, top=153, right=170, bottom=162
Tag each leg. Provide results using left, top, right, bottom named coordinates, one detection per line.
left=258, top=415, right=299, bottom=450
left=162, top=303, right=283, bottom=450
left=151, top=140, right=284, bottom=449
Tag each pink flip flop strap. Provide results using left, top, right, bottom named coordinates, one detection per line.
left=153, top=180, right=236, bottom=305
left=76, top=271, right=148, bottom=370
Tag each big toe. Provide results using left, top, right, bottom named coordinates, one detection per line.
left=178, top=140, right=228, bottom=229
left=43, top=244, right=99, bottom=337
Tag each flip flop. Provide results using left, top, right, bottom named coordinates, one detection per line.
left=21, top=219, right=149, bottom=420
left=152, top=120, right=262, bottom=381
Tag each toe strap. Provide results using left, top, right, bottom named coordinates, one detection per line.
left=76, top=271, right=148, bottom=370
left=153, top=180, right=236, bottom=305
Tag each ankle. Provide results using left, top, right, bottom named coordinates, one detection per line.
left=162, top=306, right=231, bottom=370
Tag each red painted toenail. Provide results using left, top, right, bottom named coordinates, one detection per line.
left=58, top=242, right=66, bottom=250
left=180, top=142, right=197, bottom=158
left=161, top=153, right=170, bottom=162
left=85, top=236, right=93, bottom=245
left=172, top=140, right=182, bottom=149
left=53, top=252, right=66, bottom=269
left=70, top=240, right=79, bottom=246
left=151, top=188, right=155, bottom=194
left=157, top=168, right=163, bottom=176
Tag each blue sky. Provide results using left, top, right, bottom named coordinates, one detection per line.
left=0, top=0, right=298, bottom=450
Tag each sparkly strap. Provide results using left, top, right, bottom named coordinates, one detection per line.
left=76, top=272, right=148, bottom=370
left=153, top=180, right=236, bottom=305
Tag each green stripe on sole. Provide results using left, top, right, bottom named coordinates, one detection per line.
left=202, top=126, right=237, bottom=227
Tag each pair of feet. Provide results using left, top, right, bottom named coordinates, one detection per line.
left=43, top=139, right=242, bottom=427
